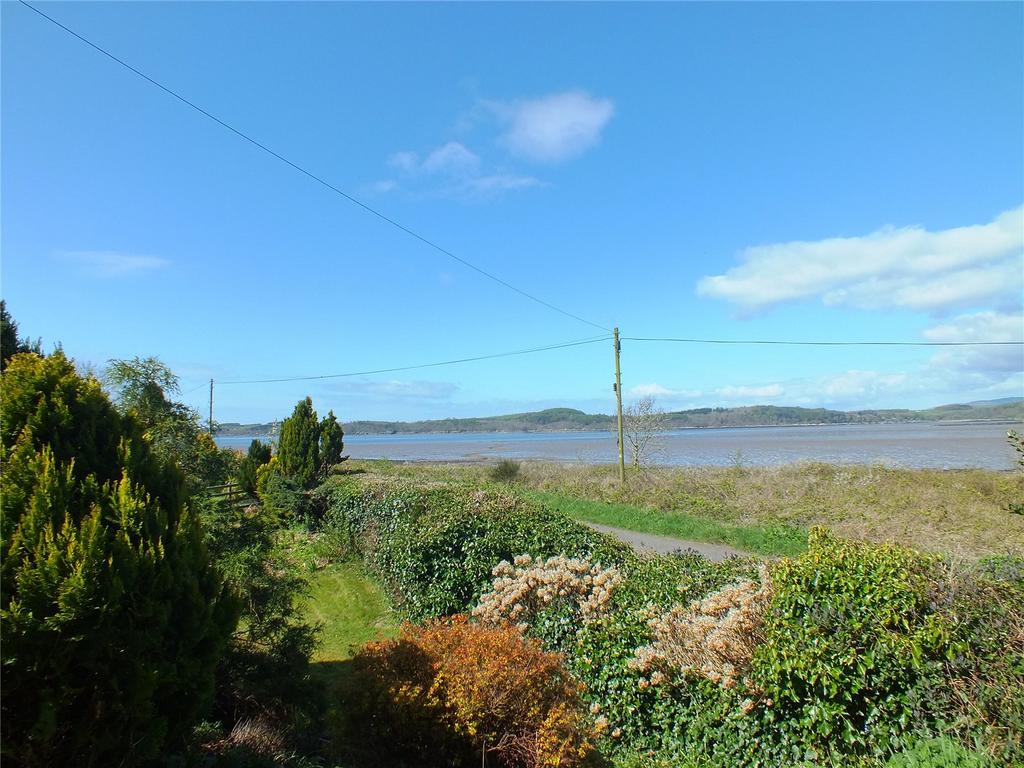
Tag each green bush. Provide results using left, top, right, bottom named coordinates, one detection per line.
left=1, top=352, right=237, bottom=766
left=489, top=458, right=522, bottom=483
left=236, top=439, right=272, bottom=499
left=740, top=529, right=944, bottom=763
left=256, top=457, right=311, bottom=524
left=914, top=555, right=1024, bottom=763
left=561, top=529, right=1021, bottom=767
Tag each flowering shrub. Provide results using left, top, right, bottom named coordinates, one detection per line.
left=346, top=617, right=594, bottom=767
left=630, top=565, right=772, bottom=687
left=473, top=554, right=622, bottom=632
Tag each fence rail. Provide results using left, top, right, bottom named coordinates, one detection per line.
left=206, top=482, right=256, bottom=510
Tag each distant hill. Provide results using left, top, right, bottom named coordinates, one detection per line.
left=216, top=399, right=1024, bottom=437
left=965, top=397, right=1024, bottom=407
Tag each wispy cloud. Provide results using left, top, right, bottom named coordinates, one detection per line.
left=460, top=174, right=544, bottom=195
left=629, top=383, right=702, bottom=399
left=814, top=370, right=911, bottom=401
left=59, top=250, right=169, bottom=278
left=369, top=88, right=613, bottom=198
left=697, top=206, right=1024, bottom=313
left=366, top=179, right=398, bottom=194
left=490, top=90, right=615, bottom=163
left=372, top=140, right=541, bottom=200
left=421, top=142, right=481, bottom=176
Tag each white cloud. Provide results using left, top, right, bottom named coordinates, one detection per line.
left=697, top=206, right=1024, bottom=313
left=715, top=384, right=785, bottom=399
left=923, top=309, right=1024, bottom=344
left=492, top=90, right=615, bottom=163
left=816, top=370, right=911, bottom=400
left=629, top=383, right=702, bottom=399
left=389, top=142, right=480, bottom=177
left=923, top=310, right=1024, bottom=378
left=60, top=250, right=168, bottom=277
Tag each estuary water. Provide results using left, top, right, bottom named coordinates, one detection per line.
left=216, top=421, right=1024, bottom=470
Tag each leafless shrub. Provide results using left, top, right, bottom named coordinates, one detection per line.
left=630, top=565, right=772, bottom=687
left=623, top=396, right=670, bottom=470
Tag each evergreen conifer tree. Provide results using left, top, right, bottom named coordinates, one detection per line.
left=0, top=352, right=237, bottom=766
left=277, top=397, right=321, bottom=488
left=319, top=410, right=345, bottom=476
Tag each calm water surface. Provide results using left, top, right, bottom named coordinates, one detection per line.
left=216, top=421, right=1023, bottom=470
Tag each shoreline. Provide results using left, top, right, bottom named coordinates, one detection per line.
left=218, top=417, right=1024, bottom=439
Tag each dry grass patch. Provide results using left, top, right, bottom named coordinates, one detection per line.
left=516, top=461, right=1024, bottom=557
left=348, top=460, right=1024, bottom=557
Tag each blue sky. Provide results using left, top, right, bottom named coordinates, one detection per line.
left=3, top=1, right=1022, bottom=424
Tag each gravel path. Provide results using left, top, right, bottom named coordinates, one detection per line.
left=584, top=522, right=748, bottom=562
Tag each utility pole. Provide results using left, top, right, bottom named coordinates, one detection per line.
left=613, top=327, right=625, bottom=484
left=208, top=378, right=214, bottom=435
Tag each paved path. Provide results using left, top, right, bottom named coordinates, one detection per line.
left=584, top=522, right=748, bottom=562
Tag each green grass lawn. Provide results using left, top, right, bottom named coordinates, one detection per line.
left=304, top=561, right=399, bottom=662
left=302, top=562, right=401, bottom=765
left=527, top=489, right=808, bottom=558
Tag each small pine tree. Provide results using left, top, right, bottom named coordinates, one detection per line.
left=277, top=397, right=321, bottom=488
left=1, top=299, right=42, bottom=371
left=237, top=439, right=273, bottom=498
left=319, top=410, right=345, bottom=476
left=0, top=352, right=237, bottom=766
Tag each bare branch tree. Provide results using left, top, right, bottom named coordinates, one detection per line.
left=623, top=396, right=670, bottom=469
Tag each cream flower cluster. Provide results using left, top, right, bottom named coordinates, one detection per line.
left=630, top=565, right=772, bottom=687
left=472, top=554, right=622, bottom=632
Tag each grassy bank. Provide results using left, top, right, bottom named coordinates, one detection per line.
left=355, top=458, right=1024, bottom=557
left=527, top=490, right=807, bottom=557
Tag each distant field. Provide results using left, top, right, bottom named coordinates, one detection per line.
left=357, top=459, right=1024, bottom=558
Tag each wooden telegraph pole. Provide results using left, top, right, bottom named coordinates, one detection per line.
left=208, top=378, right=215, bottom=435
left=613, top=328, right=625, bottom=484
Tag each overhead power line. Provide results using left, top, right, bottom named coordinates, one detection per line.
left=179, top=381, right=210, bottom=396
left=624, top=336, right=1024, bottom=347
left=219, top=335, right=611, bottom=385
left=18, top=1, right=610, bottom=334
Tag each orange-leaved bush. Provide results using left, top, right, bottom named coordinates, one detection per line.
left=347, top=617, right=594, bottom=767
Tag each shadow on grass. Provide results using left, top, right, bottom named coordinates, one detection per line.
left=313, top=659, right=381, bottom=768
